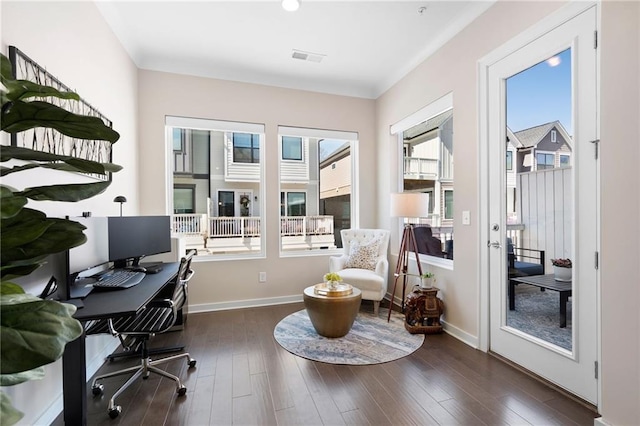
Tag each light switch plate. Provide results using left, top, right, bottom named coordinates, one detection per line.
left=462, top=210, right=471, bottom=225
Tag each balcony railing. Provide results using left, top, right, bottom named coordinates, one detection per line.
left=280, top=215, right=334, bottom=236
left=404, top=157, right=438, bottom=179
left=173, top=214, right=206, bottom=236
left=172, top=214, right=335, bottom=251
left=209, top=217, right=261, bottom=238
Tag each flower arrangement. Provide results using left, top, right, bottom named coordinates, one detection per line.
left=551, top=258, right=572, bottom=268
left=323, top=272, right=342, bottom=283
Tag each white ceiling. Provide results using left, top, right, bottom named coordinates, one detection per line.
left=96, top=1, right=494, bottom=99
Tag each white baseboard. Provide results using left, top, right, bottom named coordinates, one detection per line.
left=190, top=294, right=303, bottom=313
left=593, top=417, right=609, bottom=426
left=442, top=320, right=479, bottom=349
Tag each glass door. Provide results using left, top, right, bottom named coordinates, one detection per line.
left=486, top=6, right=598, bottom=403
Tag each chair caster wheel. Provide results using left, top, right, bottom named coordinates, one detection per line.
left=92, top=384, right=104, bottom=396
left=177, top=386, right=187, bottom=396
left=108, top=406, right=121, bottom=419
left=188, top=359, right=197, bottom=368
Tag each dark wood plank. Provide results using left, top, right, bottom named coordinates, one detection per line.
left=53, top=304, right=598, bottom=426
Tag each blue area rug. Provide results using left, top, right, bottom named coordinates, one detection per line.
left=274, top=309, right=424, bottom=365
left=507, top=287, right=572, bottom=351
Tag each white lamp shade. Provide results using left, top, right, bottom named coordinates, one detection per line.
left=390, top=193, right=429, bottom=218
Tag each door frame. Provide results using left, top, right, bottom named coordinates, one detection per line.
left=477, top=0, right=601, bottom=407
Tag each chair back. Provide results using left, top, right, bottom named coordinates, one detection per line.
left=340, top=229, right=390, bottom=259
left=171, top=250, right=195, bottom=311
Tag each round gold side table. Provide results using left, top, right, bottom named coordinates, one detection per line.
left=303, top=285, right=362, bottom=338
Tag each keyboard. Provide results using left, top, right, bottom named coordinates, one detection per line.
left=93, top=270, right=145, bottom=290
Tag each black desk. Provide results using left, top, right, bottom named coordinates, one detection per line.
left=62, top=262, right=179, bottom=425
left=510, top=274, right=572, bottom=328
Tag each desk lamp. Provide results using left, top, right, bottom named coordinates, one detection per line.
left=113, top=195, right=127, bottom=217
left=388, top=192, right=429, bottom=321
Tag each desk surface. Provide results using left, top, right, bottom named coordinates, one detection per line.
left=73, top=262, right=179, bottom=321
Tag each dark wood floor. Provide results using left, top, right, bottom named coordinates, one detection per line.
left=55, top=302, right=598, bottom=425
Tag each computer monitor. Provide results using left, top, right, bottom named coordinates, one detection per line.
left=64, top=216, right=110, bottom=300
left=108, top=216, right=172, bottom=268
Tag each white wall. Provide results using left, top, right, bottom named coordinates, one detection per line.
left=599, top=1, right=640, bottom=423
left=376, top=0, right=640, bottom=423
left=1, top=2, right=139, bottom=424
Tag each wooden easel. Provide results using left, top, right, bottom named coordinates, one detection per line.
left=387, top=224, right=423, bottom=322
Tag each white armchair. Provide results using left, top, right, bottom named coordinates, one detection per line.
left=329, top=229, right=390, bottom=315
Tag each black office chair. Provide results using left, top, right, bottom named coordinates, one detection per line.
left=86, top=254, right=196, bottom=419
left=102, top=249, right=197, bottom=361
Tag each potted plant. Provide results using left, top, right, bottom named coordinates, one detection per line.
left=420, top=272, right=435, bottom=289
left=0, top=52, right=121, bottom=424
left=551, top=258, right=572, bottom=282
left=323, top=272, right=342, bottom=289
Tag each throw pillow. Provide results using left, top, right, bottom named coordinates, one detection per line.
left=345, top=238, right=380, bottom=271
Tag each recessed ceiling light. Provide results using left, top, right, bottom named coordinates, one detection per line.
left=282, top=0, right=300, bottom=12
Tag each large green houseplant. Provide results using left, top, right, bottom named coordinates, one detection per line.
left=0, top=52, right=121, bottom=424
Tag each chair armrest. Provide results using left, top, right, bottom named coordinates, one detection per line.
left=375, top=257, right=389, bottom=278
left=329, top=255, right=348, bottom=272
left=147, top=298, right=174, bottom=309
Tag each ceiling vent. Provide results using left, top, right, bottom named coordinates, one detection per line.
left=291, top=49, right=325, bottom=63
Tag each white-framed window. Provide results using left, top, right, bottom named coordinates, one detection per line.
left=232, top=132, right=260, bottom=164
left=551, top=129, right=558, bottom=143
left=390, top=92, right=454, bottom=268
left=560, top=154, right=571, bottom=167
left=444, top=190, right=454, bottom=220
left=278, top=126, right=358, bottom=254
left=282, top=136, right=303, bottom=161
left=506, top=150, right=513, bottom=170
left=166, top=116, right=266, bottom=260
left=280, top=191, right=307, bottom=216
left=536, top=151, right=555, bottom=169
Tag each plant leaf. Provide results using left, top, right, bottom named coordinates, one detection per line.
left=0, top=53, right=13, bottom=84
left=0, top=366, right=45, bottom=386
left=3, top=79, right=80, bottom=102
left=1, top=211, right=87, bottom=268
left=0, top=294, right=83, bottom=374
left=0, top=208, right=48, bottom=249
left=0, top=390, right=24, bottom=426
left=0, top=187, right=27, bottom=219
left=0, top=263, right=44, bottom=281
left=18, top=181, right=110, bottom=202
left=0, top=282, right=25, bottom=296
left=1, top=100, right=120, bottom=143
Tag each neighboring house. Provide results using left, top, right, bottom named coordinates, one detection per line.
left=512, top=120, right=572, bottom=173
left=319, top=142, right=351, bottom=246
left=506, top=120, right=572, bottom=223
left=402, top=109, right=454, bottom=228
left=506, top=121, right=573, bottom=268
left=172, top=129, right=337, bottom=252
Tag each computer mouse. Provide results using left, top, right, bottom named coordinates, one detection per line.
left=129, top=266, right=146, bottom=273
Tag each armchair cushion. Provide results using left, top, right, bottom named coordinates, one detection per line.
left=344, top=238, right=381, bottom=270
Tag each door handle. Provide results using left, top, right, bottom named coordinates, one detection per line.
left=487, top=240, right=502, bottom=248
